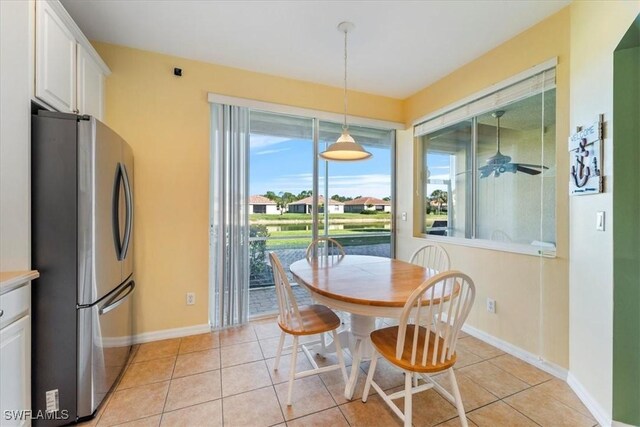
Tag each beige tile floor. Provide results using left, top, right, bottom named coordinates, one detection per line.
left=81, top=318, right=598, bottom=427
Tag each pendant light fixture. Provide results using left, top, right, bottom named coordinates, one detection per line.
left=319, top=22, right=372, bottom=161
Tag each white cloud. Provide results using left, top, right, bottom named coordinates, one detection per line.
left=253, top=147, right=292, bottom=156
left=249, top=135, right=291, bottom=150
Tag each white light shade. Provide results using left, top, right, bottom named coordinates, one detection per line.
left=319, top=132, right=372, bottom=161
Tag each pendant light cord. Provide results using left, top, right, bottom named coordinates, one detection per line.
left=343, top=28, right=348, bottom=132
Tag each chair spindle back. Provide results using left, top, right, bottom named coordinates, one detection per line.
left=269, top=252, right=302, bottom=331
left=409, top=244, right=450, bottom=274
left=397, top=271, right=475, bottom=367
left=305, top=237, right=345, bottom=263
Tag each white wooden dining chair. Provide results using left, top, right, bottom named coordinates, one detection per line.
left=268, top=252, right=349, bottom=405
left=409, top=243, right=450, bottom=273
left=362, top=271, right=476, bottom=427
left=305, top=237, right=348, bottom=347
left=406, top=243, right=452, bottom=355
left=305, top=237, right=345, bottom=263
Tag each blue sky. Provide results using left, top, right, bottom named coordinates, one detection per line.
left=249, top=134, right=453, bottom=199
left=250, top=135, right=393, bottom=198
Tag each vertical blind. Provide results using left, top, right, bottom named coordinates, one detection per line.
left=210, top=104, right=250, bottom=328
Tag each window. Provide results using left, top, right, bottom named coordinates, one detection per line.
left=247, top=109, right=395, bottom=316
left=415, top=67, right=556, bottom=252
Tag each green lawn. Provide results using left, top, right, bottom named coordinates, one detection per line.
left=250, top=212, right=391, bottom=221
left=249, top=213, right=447, bottom=249
left=265, top=229, right=391, bottom=249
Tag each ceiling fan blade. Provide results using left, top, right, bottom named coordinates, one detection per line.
left=516, top=165, right=543, bottom=175
left=516, top=163, right=549, bottom=170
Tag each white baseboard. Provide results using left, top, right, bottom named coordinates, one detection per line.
left=461, top=323, right=569, bottom=380
left=567, top=372, right=611, bottom=427
left=132, top=323, right=211, bottom=344
left=612, top=421, right=637, bottom=427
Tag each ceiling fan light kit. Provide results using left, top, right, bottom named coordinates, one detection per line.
left=319, top=21, right=372, bottom=162
left=479, top=110, right=548, bottom=178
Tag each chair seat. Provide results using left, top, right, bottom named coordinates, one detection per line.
left=278, top=304, right=341, bottom=336
left=371, top=325, right=457, bottom=373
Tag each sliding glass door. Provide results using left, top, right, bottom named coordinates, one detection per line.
left=246, top=110, right=395, bottom=317
left=318, top=122, right=395, bottom=257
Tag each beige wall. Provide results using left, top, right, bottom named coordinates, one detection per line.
left=94, top=42, right=402, bottom=334
left=396, top=7, right=571, bottom=368
left=568, top=1, right=640, bottom=421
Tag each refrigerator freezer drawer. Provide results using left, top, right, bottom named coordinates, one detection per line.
left=77, top=279, right=134, bottom=418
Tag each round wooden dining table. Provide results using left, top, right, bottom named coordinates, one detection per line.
left=289, top=255, right=437, bottom=400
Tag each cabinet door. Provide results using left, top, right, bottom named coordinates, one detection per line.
left=77, top=45, right=104, bottom=120
left=0, top=315, right=31, bottom=427
left=35, top=0, right=76, bottom=113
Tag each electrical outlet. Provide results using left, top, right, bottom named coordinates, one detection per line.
left=186, top=292, right=196, bottom=305
left=401, top=212, right=407, bottom=221
left=486, top=298, right=496, bottom=314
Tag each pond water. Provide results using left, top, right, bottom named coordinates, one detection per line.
left=264, top=222, right=391, bottom=232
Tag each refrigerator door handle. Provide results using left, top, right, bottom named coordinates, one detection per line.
left=99, top=280, right=135, bottom=316
left=112, top=162, right=124, bottom=259
left=120, top=163, right=133, bottom=260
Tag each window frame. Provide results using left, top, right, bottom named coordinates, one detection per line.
left=412, top=59, right=558, bottom=258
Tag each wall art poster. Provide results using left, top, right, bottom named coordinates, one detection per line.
left=569, top=115, right=603, bottom=196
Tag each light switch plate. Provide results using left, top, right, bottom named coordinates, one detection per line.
left=596, top=211, right=605, bottom=231
left=401, top=212, right=407, bottom=221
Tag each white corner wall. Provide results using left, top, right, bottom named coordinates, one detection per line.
left=569, top=2, right=640, bottom=425
left=0, top=0, right=31, bottom=271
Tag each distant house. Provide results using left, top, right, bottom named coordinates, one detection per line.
left=288, top=196, right=344, bottom=214
left=249, top=195, right=279, bottom=214
left=344, top=197, right=391, bottom=213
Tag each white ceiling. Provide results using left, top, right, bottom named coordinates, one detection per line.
left=61, top=0, right=570, bottom=99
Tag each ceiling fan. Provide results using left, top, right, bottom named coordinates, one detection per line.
left=479, top=110, right=548, bottom=178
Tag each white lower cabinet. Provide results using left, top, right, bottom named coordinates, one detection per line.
left=0, top=315, right=31, bottom=427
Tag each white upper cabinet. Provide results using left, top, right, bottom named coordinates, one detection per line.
left=35, top=0, right=77, bottom=113
left=77, top=44, right=104, bottom=119
left=34, top=0, right=110, bottom=120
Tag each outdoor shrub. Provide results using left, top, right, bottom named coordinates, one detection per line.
left=249, top=224, right=270, bottom=277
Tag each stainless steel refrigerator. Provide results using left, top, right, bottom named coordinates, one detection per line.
left=31, top=110, right=135, bottom=425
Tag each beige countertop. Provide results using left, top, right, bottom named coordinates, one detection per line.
left=0, top=270, right=39, bottom=295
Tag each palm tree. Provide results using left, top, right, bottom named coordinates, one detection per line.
left=278, top=192, right=296, bottom=214
left=429, top=190, right=448, bottom=215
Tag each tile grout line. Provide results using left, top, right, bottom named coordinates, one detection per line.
left=501, top=383, right=598, bottom=425
left=93, top=346, right=142, bottom=427
left=269, top=378, right=287, bottom=426
left=499, top=397, right=545, bottom=426
left=219, top=345, right=225, bottom=426
left=160, top=338, right=181, bottom=416
left=336, top=404, right=354, bottom=427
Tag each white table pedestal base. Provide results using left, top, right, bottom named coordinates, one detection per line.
left=343, top=314, right=376, bottom=399
left=307, top=314, right=378, bottom=400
